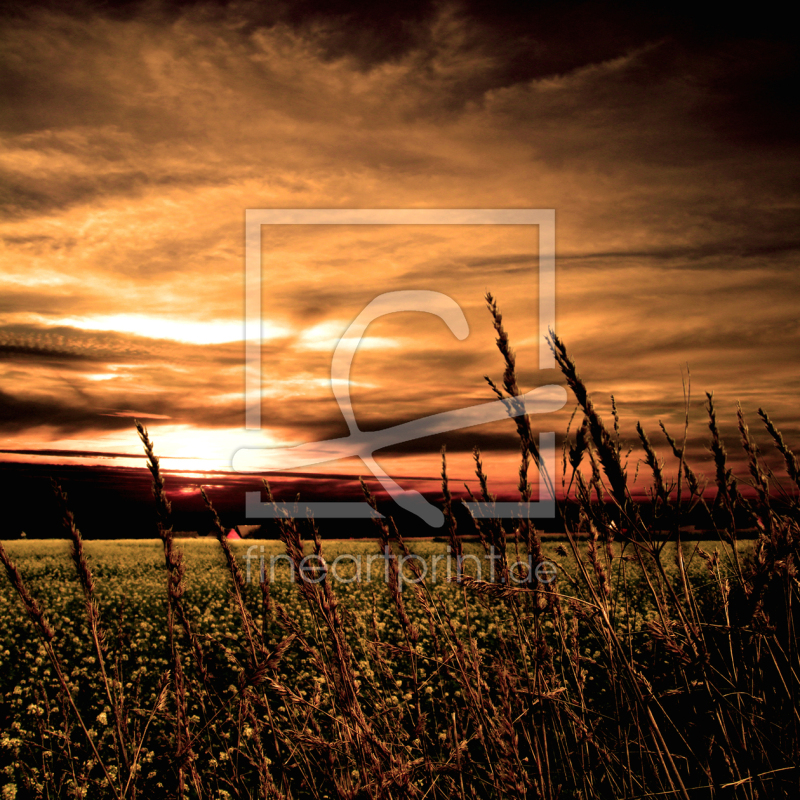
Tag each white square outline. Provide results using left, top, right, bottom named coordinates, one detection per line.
left=243, top=208, right=556, bottom=520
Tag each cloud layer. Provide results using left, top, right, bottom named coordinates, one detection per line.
left=2, top=1, right=799, bottom=498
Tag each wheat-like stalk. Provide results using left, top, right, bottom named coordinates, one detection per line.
left=53, top=480, right=130, bottom=779
left=758, top=407, right=800, bottom=495
left=134, top=420, right=202, bottom=795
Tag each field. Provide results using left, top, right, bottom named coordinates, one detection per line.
left=0, top=536, right=760, bottom=800
left=1, top=320, right=799, bottom=799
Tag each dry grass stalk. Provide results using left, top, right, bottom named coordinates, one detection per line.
left=758, top=407, right=800, bottom=495
left=200, top=486, right=261, bottom=661
left=636, top=422, right=668, bottom=510
left=53, top=480, right=130, bottom=777
left=706, top=392, right=736, bottom=523
left=548, top=328, right=630, bottom=517
left=485, top=293, right=549, bottom=566
left=440, top=447, right=462, bottom=565
left=737, top=403, right=771, bottom=510
left=484, top=291, right=540, bottom=466
left=134, top=420, right=201, bottom=796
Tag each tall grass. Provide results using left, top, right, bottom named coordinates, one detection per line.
left=1, top=295, right=799, bottom=799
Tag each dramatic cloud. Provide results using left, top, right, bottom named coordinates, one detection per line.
left=1, top=0, right=798, bottom=502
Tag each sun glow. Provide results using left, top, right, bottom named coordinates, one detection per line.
left=41, top=314, right=289, bottom=345
left=0, top=424, right=287, bottom=473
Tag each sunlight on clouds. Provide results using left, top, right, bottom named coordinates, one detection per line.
left=101, top=410, right=172, bottom=419
left=0, top=271, right=81, bottom=288
left=298, top=320, right=402, bottom=352
left=136, top=424, right=285, bottom=470
left=0, top=424, right=285, bottom=473
left=38, top=314, right=286, bottom=345
left=212, top=376, right=376, bottom=404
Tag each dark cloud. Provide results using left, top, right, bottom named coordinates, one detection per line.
left=0, top=447, right=146, bottom=459
left=0, top=388, right=132, bottom=432
left=11, top=1, right=789, bottom=110
left=0, top=324, right=245, bottom=363
left=0, top=167, right=225, bottom=219
left=0, top=343, right=93, bottom=362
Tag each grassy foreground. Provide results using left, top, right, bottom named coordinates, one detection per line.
left=1, top=300, right=799, bottom=799
left=0, top=536, right=775, bottom=800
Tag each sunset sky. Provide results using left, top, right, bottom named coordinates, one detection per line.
left=2, top=1, right=799, bottom=512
